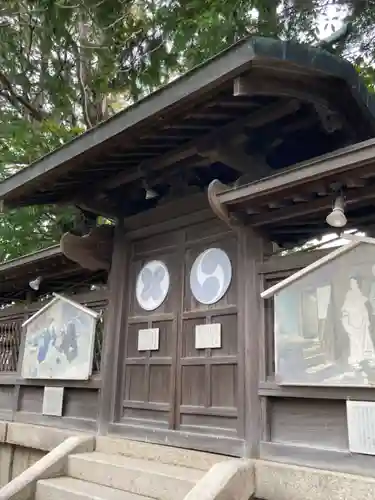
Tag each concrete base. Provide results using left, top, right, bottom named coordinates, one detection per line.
left=255, top=460, right=375, bottom=500
left=184, top=459, right=254, bottom=500
left=0, top=422, right=94, bottom=500
left=2, top=423, right=375, bottom=500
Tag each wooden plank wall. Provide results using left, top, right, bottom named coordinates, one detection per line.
left=0, top=289, right=107, bottom=432
left=258, top=249, right=375, bottom=476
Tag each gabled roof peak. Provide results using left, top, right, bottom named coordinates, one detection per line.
left=22, top=292, right=99, bottom=328
left=261, top=234, right=375, bottom=299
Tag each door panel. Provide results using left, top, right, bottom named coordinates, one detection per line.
left=122, top=225, right=240, bottom=442
left=178, top=234, right=239, bottom=437
left=122, top=242, right=179, bottom=429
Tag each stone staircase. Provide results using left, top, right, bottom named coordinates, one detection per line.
left=34, top=437, right=228, bottom=500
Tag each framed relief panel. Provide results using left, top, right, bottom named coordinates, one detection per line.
left=136, top=260, right=170, bottom=311
left=262, top=236, right=375, bottom=387
left=190, top=248, right=232, bottom=305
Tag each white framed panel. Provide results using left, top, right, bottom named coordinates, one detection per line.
left=347, top=400, right=375, bottom=455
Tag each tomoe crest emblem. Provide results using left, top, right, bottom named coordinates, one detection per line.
left=190, top=248, right=232, bottom=305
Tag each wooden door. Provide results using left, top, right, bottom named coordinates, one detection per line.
left=122, top=222, right=241, bottom=452
left=177, top=228, right=239, bottom=439
left=122, top=231, right=181, bottom=431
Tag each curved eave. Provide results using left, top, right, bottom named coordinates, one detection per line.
left=0, top=246, right=107, bottom=303
left=1, top=37, right=375, bottom=210
left=212, top=138, right=375, bottom=245
left=217, top=138, right=375, bottom=208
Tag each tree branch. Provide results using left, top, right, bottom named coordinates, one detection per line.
left=0, top=71, right=45, bottom=121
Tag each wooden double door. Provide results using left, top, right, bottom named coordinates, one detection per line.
left=121, top=221, right=243, bottom=454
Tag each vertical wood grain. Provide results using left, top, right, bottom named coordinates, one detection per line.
left=238, top=227, right=264, bottom=457
left=98, top=221, right=129, bottom=433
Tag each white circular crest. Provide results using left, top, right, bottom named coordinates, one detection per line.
left=190, top=248, right=232, bottom=305
left=136, top=260, right=170, bottom=311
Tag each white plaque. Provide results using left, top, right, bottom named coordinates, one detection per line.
left=347, top=400, right=375, bottom=455
left=195, top=323, right=221, bottom=349
left=138, top=328, right=159, bottom=351
left=42, top=386, right=64, bottom=416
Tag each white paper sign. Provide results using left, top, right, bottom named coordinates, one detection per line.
left=138, top=328, right=160, bottom=351
left=347, top=400, right=375, bottom=455
left=195, top=323, right=221, bottom=349
left=42, top=387, right=64, bottom=417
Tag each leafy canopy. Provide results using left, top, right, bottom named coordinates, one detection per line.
left=0, top=0, right=373, bottom=260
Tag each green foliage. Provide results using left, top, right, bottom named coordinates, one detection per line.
left=0, top=0, right=374, bottom=261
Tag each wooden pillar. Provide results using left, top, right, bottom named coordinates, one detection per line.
left=238, top=227, right=265, bottom=458
left=12, top=291, right=34, bottom=420
left=98, top=221, right=129, bottom=434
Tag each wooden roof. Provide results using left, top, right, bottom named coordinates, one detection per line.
left=1, top=37, right=375, bottom=220
left=212, top=138, right=375, bottom=245
left=0, top=246, right=107, bottom=304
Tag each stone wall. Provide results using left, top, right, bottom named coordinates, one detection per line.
left=0, top=443, right=45, bottom=488
left=0, top=421, right=89, bottom=497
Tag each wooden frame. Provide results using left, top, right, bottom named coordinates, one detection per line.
left=93, top=193, right=267, bottom=457
left=216, top=137, right=375, bottom=208
left=256, top=241, right=375, bottom=474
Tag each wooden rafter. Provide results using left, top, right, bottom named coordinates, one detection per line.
left=234, top=73, right=337, bottom=112
left=92, top=99, right=300, bottom=194
left=249, top=183, right=375, bottom=227
left=216, top=137, right=375, bottom=208
left=198, top=141, right=272, bottom=177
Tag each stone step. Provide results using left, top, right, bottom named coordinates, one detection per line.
left=96, top=436, right=227, bottom=471
left=68, top=452, right=204, bottom=500
left=35, top=477, right=153, bottom=500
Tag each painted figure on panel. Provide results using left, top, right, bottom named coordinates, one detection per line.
left=342, top=277, right=375, bottom=369
left=264, top=239, right=375, bottom=387
left=22, top=294, right=98, bottom=380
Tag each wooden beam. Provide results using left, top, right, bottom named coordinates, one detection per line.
left=217, top=137, right=375, bottom=208
left=259, top=248, right=331, bottom=274
left=0, top=246, right=61, bottom=274
left=249, top=183, right=375, bottom=227
left=238, top=227, right=265, bottom=457
left=98, top=221, right=129, bottom=433
left=94, top=99, right=300, bottom=193
left=199, top=141, right=272, bottom=177
left=234, top=74, right=334, bottom=111
left=75, top=200, right=122, bottom=219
